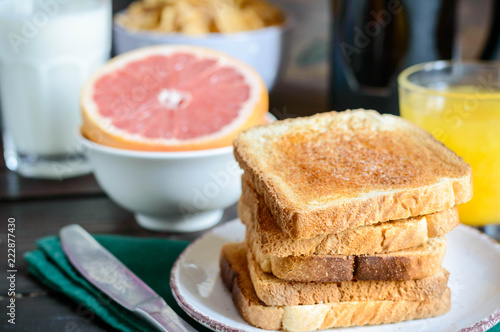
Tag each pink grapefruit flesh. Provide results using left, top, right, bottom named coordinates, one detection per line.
left=81, top=45, right=268, bottom=151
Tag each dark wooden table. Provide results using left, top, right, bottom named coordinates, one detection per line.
left=3, top=1, right=500, bottom=329
left=0, top=82, right=328, bottom=331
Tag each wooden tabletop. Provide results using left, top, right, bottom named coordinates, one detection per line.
left=0, top=80, right=328, bottom=331
left=0, top=2, right=329, bottom=328
left=3, top=1, right=500, bottom=329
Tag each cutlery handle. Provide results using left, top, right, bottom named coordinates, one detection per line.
left=135, top=297, right=197, bottom=332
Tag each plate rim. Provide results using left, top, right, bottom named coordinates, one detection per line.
left=453, top=225, right=500, bottom=332
left=170, top=219, right=500, bottom=332
left=170, top=220, right=248, bottom=332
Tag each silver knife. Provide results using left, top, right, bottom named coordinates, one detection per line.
left=60, top=224, right=197, bottom=332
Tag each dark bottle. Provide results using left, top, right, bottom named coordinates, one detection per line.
left=329, top=0, right=500, bottom=115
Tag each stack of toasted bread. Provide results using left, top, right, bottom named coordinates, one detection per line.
left=220, top=110, right=473, bottom=331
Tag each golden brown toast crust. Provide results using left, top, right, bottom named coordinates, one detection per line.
left=240, top=177, right=459, bottom=257
left=220, top=242, right=451, bottom=331
left=249, top=235, right=447, bottom=283
left=234, top=110, right=473, bottom=239
left=220, top=242, right=283, bottom=330
left=247, top=247, right=449, bottom=306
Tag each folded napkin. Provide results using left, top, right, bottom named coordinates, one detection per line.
left=24, top=235, right=211, bottom=332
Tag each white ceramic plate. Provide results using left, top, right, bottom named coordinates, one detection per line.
left=171, top=219, right=500, bottom=332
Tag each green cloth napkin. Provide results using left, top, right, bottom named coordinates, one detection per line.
left=24, top=235, right=211, bottom=332
left=24, top=235, right=500, bottom=332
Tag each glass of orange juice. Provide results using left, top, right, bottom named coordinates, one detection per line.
left=398, top=61, right=500, bottom=228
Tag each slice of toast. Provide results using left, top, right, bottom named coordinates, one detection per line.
left=247, top=248, right=450, bottom=306
left=240, top=177, right=459, bottom=257
left=234, top=109, right=473, bottom=239
left=249, top=232, right=446, bottom=282
left=220, top=242, right=451, bottom=331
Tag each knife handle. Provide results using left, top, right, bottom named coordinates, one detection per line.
left=135, top=297, right=197, bottom=332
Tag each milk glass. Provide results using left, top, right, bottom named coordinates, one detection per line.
left=0, top=0, right=111, bottom=179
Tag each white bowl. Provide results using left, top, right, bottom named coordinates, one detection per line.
left=81, top=138, right=241, bottom=232
left=81, top=113, right=276, bottom=233
left=113, top=12, right=291, bottom=90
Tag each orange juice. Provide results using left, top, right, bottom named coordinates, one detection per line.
left=400, top=85, right=500, bottom=225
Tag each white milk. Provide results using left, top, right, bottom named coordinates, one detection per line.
left=0, top=0, right=111, bottom=178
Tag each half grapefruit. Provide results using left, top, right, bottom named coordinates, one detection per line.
left=81, top=45, right=268, bottom=151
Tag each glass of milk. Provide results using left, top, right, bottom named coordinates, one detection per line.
left=0, top=0, right=111, bottom=179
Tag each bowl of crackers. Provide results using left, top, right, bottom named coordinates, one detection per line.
left=113, top=0, right=289, bottom=90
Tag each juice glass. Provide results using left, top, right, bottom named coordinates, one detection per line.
left=398, top=61, right=500, bottom=226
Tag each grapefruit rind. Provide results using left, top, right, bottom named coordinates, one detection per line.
left=81, top=45, right=268, bottom=151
